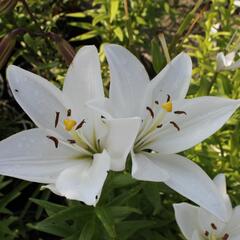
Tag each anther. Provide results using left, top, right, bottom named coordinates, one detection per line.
left=167, top=94, right=171, bottom=102
left=55, top=112, right=60, bottom=128
left=157, top=124, right=163, bottom=128
left=204, top=231, right=209, bottom=236
left=95, top=195, right=98, bottom=200
left=75, top=119, right=86, bottom=130
left=155, top=100, right=159, bottom=105
left=67, top=109, right=71, bottom=117
left=170, top=121, right=180, bottom=131
left=146, top=106, right=154, bottom=118
left=174, top=111, right=187, bottom=115
left=101, top=115, right=106, bottom=119
left=211, top=223, right=217, bottom=230
left=222, top=233, right=229, bottom=240
left=14, top=89, right=19, bottom=92
left=162, top=101, right=173, bottom=112
left=47, top=136, right=59, bottom=148
left=67, top=139, right=76, bottom=144
left=64, top=119, right=77, bottom=131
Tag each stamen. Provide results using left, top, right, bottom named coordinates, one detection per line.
left=157, top=124, right=163, bottom=128
left=146, top=106, right=154, bottom=118
left=162, top=101, right=173, bottom=112
left=174, top=111, right=187, bottom=115
left=67, top=139, right=76, bottom=144
left=75, top=119, right=86, bottom=130
left=211, top=223, right=217, bottom=230
left=101, top=115, right=106, bottom=119
left=167, top=94, right=171, bottom=102
left=47, top=136, right=59, bottom=148
left=204, top=231, right=209, bottom=236
left=55, top=112, right=60, bottom=128
left=67, top=109, right=71, bottom=117
left=222, top=233, right=229, bottom=240
left=14, top=89, right=19, bottom=92
left=170, top=121, right=180, bottom=131
left=155, top=100, right=159, bottom=105
left=64, top=119, right=77, bottom=131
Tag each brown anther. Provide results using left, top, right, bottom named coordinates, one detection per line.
left=75, top=119, right=86, bottom=130
left=211, top=223, right=217, bottom=230
left=47, top=136, right=59, bottom=148
left=67, top=139, right=76, bottom=144
left=222, top=233, right=229, bottom=240
left=155, top=100, right=159, bottom=105
left=157, top=124, right=163, bottom=128
left=14, top=89, right=19, bottom=92
left=67, top=109, right=71, bottom=117
left=204, top=231, right=209, bottom=236
left=174, top=111, right=187, bottom=115
left=101, top=115, right=106, bottom=119
left=167, top=94, right=171, bottom=102
left=55, top=112, right=60, bottom=128
left=146, top=106, right=154, bottom=118
left=95, top=195, right=98, bottom=200
left=170, top=121, right=180, bottom=131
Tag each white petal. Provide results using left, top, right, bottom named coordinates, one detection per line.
left=225, top=51, right=236, bottom=65
left=150, top=97, right=240, bottom=154
left=55, top=150, right=111, bottom=206
left=7, top=65, right=69, bottom=137
left=226, top=59, right=240, bottom=71
left=234, top=0, right=240, bottom=7
left=191, top=231, right=202, bottom=240
left=104, top=117, right=141, bottom=171
left=216, top=52, right=227, bottom=71
left=213, top=174, right=232, bottom=216
left=143, top=52, right=192, bottom=109
left=226, top=206, right=240, bottom=233
left=0, top=129, right=80, bottom=183
left=63, top=45, right=104, bottom=116
left=173, top=203, right=200, bottom=240
left=105, top=44, right=149, bottom=117
left=131, top=152, right=169, bottom=182
left=144, top=153, right=229, bottom=221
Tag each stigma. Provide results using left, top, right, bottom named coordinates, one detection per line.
left=64, top=118, right=77, bottom=131
left=162, top=101, right=173, bottom=112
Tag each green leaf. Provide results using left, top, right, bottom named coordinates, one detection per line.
left=79, top=216, right=96, bottom=240
left=70, top=31, right=98, bottom=41
left=66, top=12, right=86, bottom=18
left=110, top=0, right=119, bottom=22
left=114, top=27, right=124, bottom=41
left=151, top=38, right=165, bottom=73
left=95, top=207, right=116, bottom=238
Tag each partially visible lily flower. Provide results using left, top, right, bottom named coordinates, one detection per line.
left=216, top=51, right=240, bottom=71
left=234, top=0, right=240, bottom=7
left=174, top=174, right=240, bottom=240
left=88, top=44, right=240, bottom=220
left=0, top=45, right=141, bottom=206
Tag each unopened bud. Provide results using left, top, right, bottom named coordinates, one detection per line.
left=0, top=28, right=26, bottom=70
left=0, top=0, right=18, bottom=14
left=49, top=32, right=76, bottom=65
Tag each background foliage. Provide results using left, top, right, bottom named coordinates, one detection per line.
left=0, top=0, right=240, bottom=239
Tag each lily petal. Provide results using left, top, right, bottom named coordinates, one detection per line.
left=63, top=45, right=104, bottom=116
left=174, top=203, right=199, bottom=240
left=105, top=117, right=141, bottom=171
left=0, top=128, right=80, bottom=183
left=55, top=150, right=111, bottom=206
left=131, top=152, right=169, bottom=182
left=143, top=52, right=192, bottom=109
left=7, top=65, right=68, bottom=137
left=226, top=206, right=240, bottom=233
left=142, top=153, right=229, bottom=221
left=104, top=44, right=149, bottom=117
left=150, top=97, right=240, bottom=154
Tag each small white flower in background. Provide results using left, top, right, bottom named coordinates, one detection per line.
left=88, top=44, right=240, bottom=220
left=234, top=0, right=240, bottom=7
left=216, top=51, right=240, bottom=71
left=0, top=46, right=141, bottom=206
left=174, top=174, right=240, bottom=240
left=210, top=23, right=220, bottom=34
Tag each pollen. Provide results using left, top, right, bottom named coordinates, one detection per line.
left=162, top=101, right=172, bottom=112
left=64, top=119, right=77, bottom=131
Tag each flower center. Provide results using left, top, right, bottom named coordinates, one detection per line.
left=133, top=94, right=186, bottom=152
left=47, top=109, right=102, bottom=158
left=203, top=223, right=229, bottom=240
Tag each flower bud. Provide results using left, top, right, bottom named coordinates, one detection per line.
left=0, top=0, right=18, bottom=14
left=0, top=28, right=26, bottom=70
left=49, top=32, right=75, bottom=65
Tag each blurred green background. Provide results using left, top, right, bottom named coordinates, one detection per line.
left=0, top=0, right=240, bottom=239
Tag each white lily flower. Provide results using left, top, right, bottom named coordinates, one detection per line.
left=0, top=45, right=141, bottom=206
left=174, top=174, right=240, bottom=240
left=216, top=51, right=240, bottom=71
left=87, top=44, right=240, bottom=220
